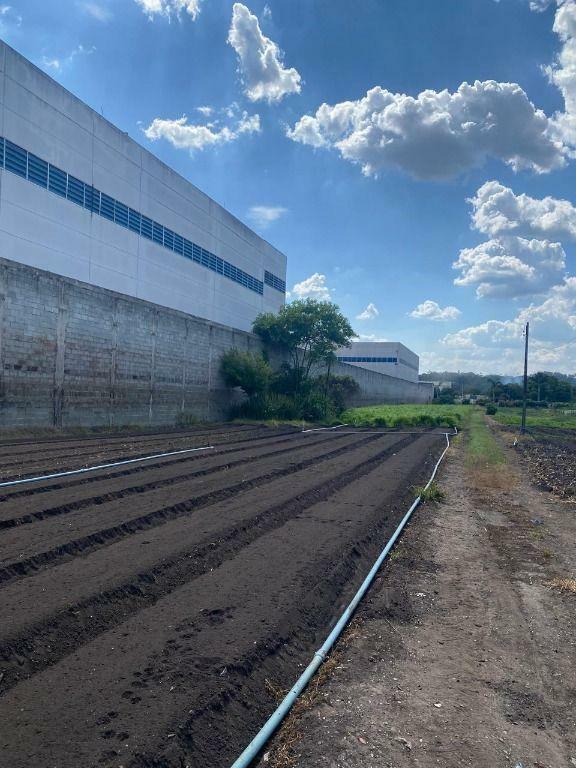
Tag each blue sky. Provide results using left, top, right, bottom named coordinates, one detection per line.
left=2, top=0, right=576, bottom=374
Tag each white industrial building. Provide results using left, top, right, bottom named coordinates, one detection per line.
left=0, top=40, right=286, bottom=332
left=0, top=40, right=433, bottom=427
left=335, top=341, right=420, bottom=383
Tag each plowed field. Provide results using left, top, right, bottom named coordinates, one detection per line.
left=0, top=425, right=446, bottom=768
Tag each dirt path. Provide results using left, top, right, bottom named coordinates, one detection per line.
left=284, top=432, right=576, bottom=768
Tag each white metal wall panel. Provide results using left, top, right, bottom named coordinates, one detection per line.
left=0, top=40, right=286, bottom=332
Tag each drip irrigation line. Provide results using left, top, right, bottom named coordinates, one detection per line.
left=0, top=445, right=215, bottom=488
left=229, top=427, right=456, bottom=768
left=301, top=424, right=347, bottom=433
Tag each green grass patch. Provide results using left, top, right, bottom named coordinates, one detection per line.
left=413, top=480, right=446, bottom=503
left=341, top=404, right=469, bottom=429
left=467, top=408, right=505, bottom=467
left=492, top=407, right=576, bottom=430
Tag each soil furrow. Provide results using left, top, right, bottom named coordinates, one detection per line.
left=0, top=429, right=312, bottom=504
left=0, top=430, right=443, bottom=768
left=0, top=433, right=389, bottom=585
left=0, top=424, right=261, bottom=455
left=0, top=432, right=346, bottom=530
left=0, top=434, right=407, bottom=649
left=128, top=499, right=413, bottom=768
left=0, top=433, right=422, bottom=695
left=0, top=427, right=289, bottom=478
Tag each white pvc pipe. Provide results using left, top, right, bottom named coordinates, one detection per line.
left=301, top=424, right=347, bottom=433
left=0, top=445, right=214, bottom=488
left=229, top=428, right=455, bottom=768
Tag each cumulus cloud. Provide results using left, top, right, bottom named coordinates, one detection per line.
left=291, top=273, right=332, bottom=300
left=440, top=277, right=576, bottom=371
left=247, top=205, right=288, bottom=228
left=410, top=300, right=461, bottom=321
left=453, top=236, right=566, bottom=298
left=134, top=0, right=202, bottom=20
left=143, top=109, right=260, bottom=152
left=518, top=275, right=576, bottom=338
left=470, top=180, right=576, bottom=240
left=356, top=303, right=379, bottom=320
left=544, top=0, right=576, bottom=144
left=442, top=318, right=521, bottom=350
left=42, top=44, right=95, bottom=72
left=228, top=3, right=301, bottom=103
left=287, top=81, right=565, bottom=179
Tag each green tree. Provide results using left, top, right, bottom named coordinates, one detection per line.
left=500, top=382, right=523, bottom=401
left=220, top=350, right=272, bottom=397
left=252, top=299, right=355, bottom=392
left=486, top=376, right=501, bottom=403
left=528, top=371, right=572, bottom=402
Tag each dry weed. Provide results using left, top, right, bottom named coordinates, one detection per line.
left=261, top=620, right=361, bottom=768
left=467, top=462, right=519, bottom=491
left=546, top=577, right=576, bottom=595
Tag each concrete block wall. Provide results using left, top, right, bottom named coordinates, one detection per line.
left=0, top=258, right=433, bottom=429
left=0, top=257, right=262, bottom=427
left=320, top=360, right=434, bottom=405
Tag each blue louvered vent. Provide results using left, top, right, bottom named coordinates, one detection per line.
left=0, top=136, right=288, bottom=297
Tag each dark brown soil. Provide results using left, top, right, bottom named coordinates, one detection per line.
left=0, top=424, right=446, bottom=768
left=513, top=427, right=576, bottom=498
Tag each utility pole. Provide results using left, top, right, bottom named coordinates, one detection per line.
left=521, top=322, right=529, bottom=434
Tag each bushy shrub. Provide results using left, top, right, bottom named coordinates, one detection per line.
left=485, top=403, right=497, bottom=415
left=223, top=356, right=359, bottom=423
left=301, top=392, right=336, bottom=422
left=268, top=368, right=358, bottom=420
left=315, top=374, right=359, bottom=412
left=231, top=392, right=300, bottom=420
left=230, top=390, right=341, bottom=423
left=270, top=364, right=310, bottom=397
left=220, top=350, right=272, bottom=397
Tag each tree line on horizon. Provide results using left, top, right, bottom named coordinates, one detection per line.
left=421, top=370, right=576, bottom=404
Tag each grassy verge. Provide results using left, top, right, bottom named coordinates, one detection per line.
left=466, top=408, right=505, bottom=467
left=492, top=407, right=576, bottom=430
left=340, top=404, right=468, bottom=429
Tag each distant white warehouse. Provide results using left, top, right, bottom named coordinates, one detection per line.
left=335, top=342, right=420, bottom=383
left=0, top=40, right=286, bottom=332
